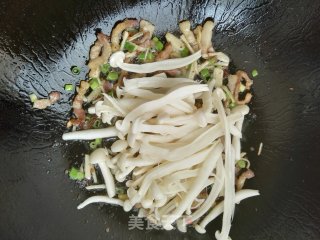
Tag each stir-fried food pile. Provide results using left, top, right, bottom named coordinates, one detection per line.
left=62, top=18, right=259, bottom=240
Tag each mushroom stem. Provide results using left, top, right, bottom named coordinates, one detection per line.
left=90, top=148, right=116, bottom=198
left=161, top=143, right=223, bottom=227
left=77, top=196, right=123, bottom=209
left=195, top=189, right=260, bottom=233
left=62, top=127, right=118, bottom=140
left=109, top=50, right=201, bottom=73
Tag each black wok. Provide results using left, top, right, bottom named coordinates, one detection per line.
left=0, top=0, right=320, bottom=239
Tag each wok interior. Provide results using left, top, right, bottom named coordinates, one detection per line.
left=0, top=0, right=319, bottom=239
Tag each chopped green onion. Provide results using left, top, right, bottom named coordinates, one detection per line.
left=29, top=93, right=38, bottom=103
left=221, top=85, right=236, bottom=109
left=200, top=68, right=210, bottom=81
left=116, top=186, right=126, bottom=194
left=89, top=141, right=97, bottom=150
left=124, top=41, right=136, bottom=52
left=118, top=194, right=128, bottom=201
left=180, top=47, right=189, bottom=57
left=152, top=37, right=164, bottom=51
left=146, top=52, right=155, bottom=61
left=137, top=52, right=155, bottom=61
left=107, top=90, right=114, bottom=97
left=88, top=138, right=102, bottom=150
left=237, top=160, right=246, bottom=169
left=152, top=37, right=159, bottom=42
left=64, top=84, right=73, bottom=91
left=107, top=71, right=119, bottom=81
left=69, top=167, right=84, bottom=180
left=93, top=119, right=102, bottom=129
left=71, top=66, right=81, bottom=75
left=239, top=83, right=246, bottom=92
left=100, top=64, right=110, bottom=74
left=89, top=78, right=100, bottom=90
left=252, top=69, right=258, bottom=77
left=208, top=58, right=217, bottom=65
left=229, top=102, right=236, bottom=109
left=155, top=41, right=164, bottom=51
left=221, top=86, right=235, bottom=103
left=137, top=52, right=146, bottom=60
left=95, top=138, right=102, bottom=145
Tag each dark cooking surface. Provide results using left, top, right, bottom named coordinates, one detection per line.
left=0, top=0, right=320, bottom=239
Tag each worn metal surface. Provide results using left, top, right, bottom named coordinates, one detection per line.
left=0, top=0, right=319, bottom=239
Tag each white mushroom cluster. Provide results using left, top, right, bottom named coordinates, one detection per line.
left=63, top=73, right=258, bottom=239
